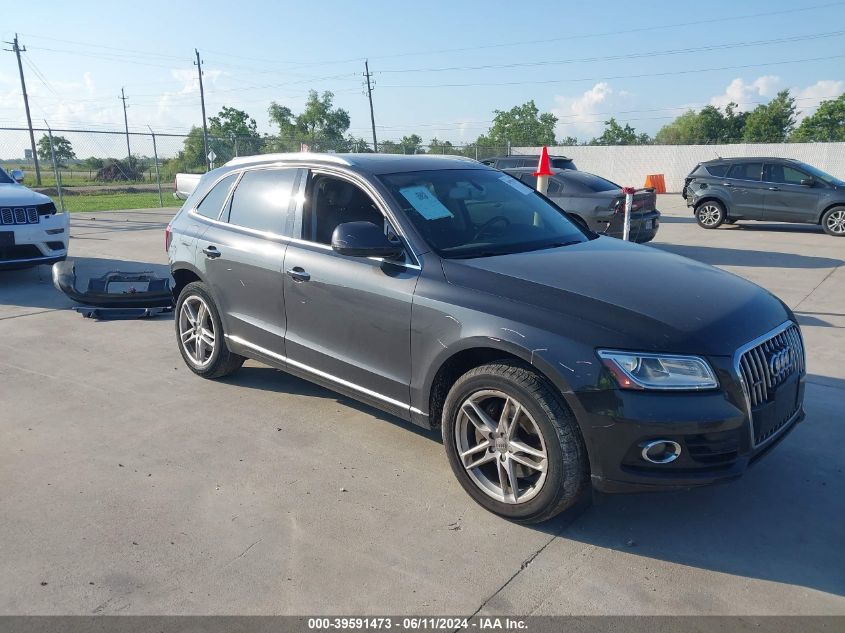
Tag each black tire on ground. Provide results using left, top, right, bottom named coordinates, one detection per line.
left=695, top=200, right=726, bottom=229
left=724, top=218, right=737, bottom=225
left=175, top=281, right=245, bottom=379
left=821, top=206, right=845, bottom=237
left=441, top=361, right=589, bottom=524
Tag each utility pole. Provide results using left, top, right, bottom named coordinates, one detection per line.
left=195, top=48, right=210, bottom=170
left=4, top=34, right=41, bottom=185
left=364, top=60, right=378, bottom=152
left=119, top=87, right=131, bottom=159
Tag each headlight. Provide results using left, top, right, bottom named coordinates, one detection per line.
left=597, top=350, right=718, bottom=391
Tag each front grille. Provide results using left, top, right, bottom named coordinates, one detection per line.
left=1, top=207, right=40, bottom=225
left=737, top=324, right=804, bottom=446
left=738, top=324, right=804, bottom=407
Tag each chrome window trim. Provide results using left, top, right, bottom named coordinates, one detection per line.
left=190, top=171, right=240, bottom=222
left=225, top=334, right=427, bottom=417
left=733, top=320, right=805, bottom=449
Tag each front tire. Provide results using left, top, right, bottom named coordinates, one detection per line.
left=821, top=206, right=845, bottom=236
left=441, top=361, right=589, bottom=523
left=696, top=201, right=725, bottom=229
left=175, top=281, right=245, bottom=378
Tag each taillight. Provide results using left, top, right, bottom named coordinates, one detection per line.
left=165, top=224, right=172, bottom=252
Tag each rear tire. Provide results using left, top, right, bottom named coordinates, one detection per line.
left=441, top=361, right=589, bottom=524
left=175, top=281, right=245, bottom=379
left=821, top=206, right=845, bottom=236
left=696, top=201, right=725, bottom=229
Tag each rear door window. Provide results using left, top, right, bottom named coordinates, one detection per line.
left=195, top=173, right=237, bottom=219
left=495, top=158, right=520, bottom=169
left=227, top=168, right=299, bottom=234
left=519, top=174, right=538, bottom=188
left=727, top=162, right=762, bottom=181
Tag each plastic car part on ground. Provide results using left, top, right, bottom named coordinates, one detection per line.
left=52, top=259, right=173, bottom=319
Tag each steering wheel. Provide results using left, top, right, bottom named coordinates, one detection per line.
left=472, top=215, right=511, bottom=240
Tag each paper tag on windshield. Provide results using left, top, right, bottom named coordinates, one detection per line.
left=498, top=174, right=533, bottom=195
left=399, top=185, right=454, bottom=220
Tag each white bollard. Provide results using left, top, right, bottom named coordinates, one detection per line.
left=622, top=187, right=635, bottom=241
left=535, top=174, right=549, bottom=196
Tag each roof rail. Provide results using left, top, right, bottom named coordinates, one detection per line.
left=225, top=152, right=353, bottom=167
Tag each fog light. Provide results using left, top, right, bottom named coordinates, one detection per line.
left=640, top=439, right=681, bottom=464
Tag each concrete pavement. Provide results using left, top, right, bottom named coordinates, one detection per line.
left=0, top=198, right=842, bottom=615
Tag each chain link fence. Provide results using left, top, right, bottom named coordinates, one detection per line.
left=0, top=126, right=512, bottom=212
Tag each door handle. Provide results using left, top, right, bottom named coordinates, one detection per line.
left=202, top=245, right=221, bottom=259
left=721, top=182, right=733, bottom=187
left=768, top=186, right=780, bottom=191
left=286, top=267, right=310, bottom=282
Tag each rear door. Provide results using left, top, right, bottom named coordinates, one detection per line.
left=200, top=167, right=303, bottom=359
left=762, top=163, right=819, bottom=223
left=724, top=162, right=765, bottom=219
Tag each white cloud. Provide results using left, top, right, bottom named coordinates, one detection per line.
left=709, top=75, right=781, bottom=110
left=552, top=82, right=618, bottom=140
left=792, top=79, right=844, bottom=121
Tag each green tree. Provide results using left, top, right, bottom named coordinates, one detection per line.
left=172, top=126, right=207, bottom=172
left=267, top=90, right=351, bottom=152
left=208, top=106, right=261, bottom=160
left=589, top=118, right=650, bottom=145
left=398, top=134, right=424, bottom=154
left=477, top=100, right=557, bottom=148
left=36, top=134, right=76, bottom=167
left=790, top=94, right=845, bottom=142
left=655, top=103, right=748, bottom=144
left=742, top=90, right=797, bottom=142
left=428, top=137, right=455, bottom=154
left=558, top=136, right=579, bottom=146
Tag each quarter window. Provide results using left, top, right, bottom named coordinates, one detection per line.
left=727, top=162, right=762, bottom=181
left=195, top=173, right=237, bottom=219
left=705, top=164, right=729, bottom=177
left=227, top=168, right=299, bottom=234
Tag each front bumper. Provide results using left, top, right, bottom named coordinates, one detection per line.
left=572, top=369, right=806, bottom=494
left=0, top=213, right=69, bottom=269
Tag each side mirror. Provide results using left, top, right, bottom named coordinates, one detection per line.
left=331, top=221, right=404, bottom=259
left=800, top=177, right=815, bottom=187
left=10, top=169, right=24, bottom=183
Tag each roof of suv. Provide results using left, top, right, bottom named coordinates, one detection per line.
left=225, top=152, right=485, bottom=174
left=701, top=157, right=802, bottom=164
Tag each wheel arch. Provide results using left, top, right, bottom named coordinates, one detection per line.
left=818, top=202, right=845, bottom=225
left=171, top=265, right=204, bottom=300
left=424, top=339, right=573, bottom=430
left=694, top=196, right=727, bottom=213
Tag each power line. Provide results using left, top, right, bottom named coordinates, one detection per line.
left=379, top=53, right=845, bottom=89
left=377, top=30, right=845, bottom=74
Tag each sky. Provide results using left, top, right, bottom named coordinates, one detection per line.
left=1, top=0, right=844, bottom=149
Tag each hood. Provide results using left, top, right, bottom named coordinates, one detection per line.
left=0, top=183, right=53, bottom=206
left=441, top=237, right=791, bottom=356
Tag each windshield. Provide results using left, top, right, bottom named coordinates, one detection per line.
left=379, top=168, right=589, bottom=259
left=798, top=162, right=845, bottom=186
left=0, top=168, right=14, bottom=184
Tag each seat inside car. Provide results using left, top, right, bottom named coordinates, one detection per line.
left=312, top=177, right=383, bottom=244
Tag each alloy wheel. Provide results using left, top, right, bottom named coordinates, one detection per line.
left=826, top=209, right=845, bottom=235
left=454, top=390, right=548, bottom=504
left=178, top=295, right=216, bottom=368
left=698, top=204, right=722, bottom=227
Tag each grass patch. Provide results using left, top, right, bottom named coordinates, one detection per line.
left=61, top=192, right=182, bottom=213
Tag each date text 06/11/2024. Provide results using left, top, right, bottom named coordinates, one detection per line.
left=306, top=617, right=528, bottom=630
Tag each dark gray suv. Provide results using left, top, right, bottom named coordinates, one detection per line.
left=168, top=153, right=805, bottom=523
left=684, top=157, right=845, bottom=236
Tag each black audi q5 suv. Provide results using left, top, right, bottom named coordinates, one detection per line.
left=168, top=153, right=806, bottom=523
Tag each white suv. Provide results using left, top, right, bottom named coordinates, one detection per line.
left=0, top=167, right=69, bottom=269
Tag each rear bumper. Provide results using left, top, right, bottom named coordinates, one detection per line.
left=571, top=375, right=805, bottom=494
left=598, top=210, right=660, bottom=243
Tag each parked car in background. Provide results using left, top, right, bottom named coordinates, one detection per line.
left=168, top=153, right=804, bottom=523
left=684, top=157, right=845, bottom=236
left=503, top=167, right=660, bottom=243
left=0, top=167, right=69, bottom=270
left=481, top=155, right=576, bottom=170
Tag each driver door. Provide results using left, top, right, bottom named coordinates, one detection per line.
left=281, top=171, right=421, bottom=416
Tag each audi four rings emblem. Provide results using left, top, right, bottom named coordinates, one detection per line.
left=768, top=347, right=794, bottom=381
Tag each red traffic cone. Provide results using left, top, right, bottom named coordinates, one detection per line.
left=533, top=146, right=554, bottom=177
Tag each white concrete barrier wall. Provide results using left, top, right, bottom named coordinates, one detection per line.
left=513, top=143, right=845, bottom=193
